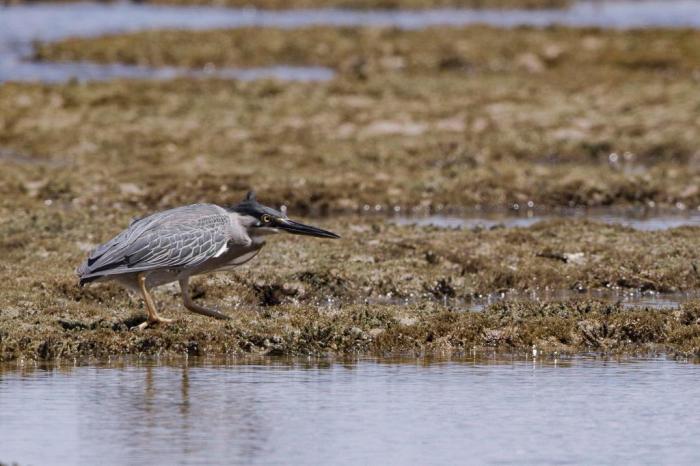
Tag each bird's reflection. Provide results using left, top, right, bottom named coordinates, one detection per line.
left=75, top=360, right=271, bottom=462
left=180, top=363, right=190, bottom=417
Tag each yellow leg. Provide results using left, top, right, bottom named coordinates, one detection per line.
left=133, top=272, right=174, bottom=330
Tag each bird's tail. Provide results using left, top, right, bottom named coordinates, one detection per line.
left=76, top=260, right=96, bottom=287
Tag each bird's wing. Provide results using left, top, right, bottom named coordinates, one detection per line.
left=78, top=204, right=249, bottom=280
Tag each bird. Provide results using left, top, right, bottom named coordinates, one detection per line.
left=77, top=191, right=339, bottom=330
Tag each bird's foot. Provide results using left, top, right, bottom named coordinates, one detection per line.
left=131, top=316, right=174, bottom=331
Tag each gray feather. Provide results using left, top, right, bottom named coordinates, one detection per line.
left=78, top=204, right=244, bottom=281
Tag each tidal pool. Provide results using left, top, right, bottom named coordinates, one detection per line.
left=0, top=59, right=335, bottom=83
left=1, top=357, right=700, bottom=465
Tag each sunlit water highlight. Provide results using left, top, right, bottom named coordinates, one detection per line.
left=365, top=288, right=700, bottom=311
left=2, top=0, right=700, bottom=82
left=394, top=208, right=700, bottom=231
left=2, top=357, right=700, bottom=465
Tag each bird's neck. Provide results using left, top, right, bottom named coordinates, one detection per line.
left=248, top=232, right=268, bottom=247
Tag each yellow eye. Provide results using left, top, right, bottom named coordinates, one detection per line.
left=261, top=214, right=272, bottom=223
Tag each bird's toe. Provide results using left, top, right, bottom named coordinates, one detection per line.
left=130, top=316, right=174, bottom=330
left=131, top=321, right=151, bottom=331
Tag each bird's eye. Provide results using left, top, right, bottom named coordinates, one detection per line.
left=261, top=214, right=272, bottom=223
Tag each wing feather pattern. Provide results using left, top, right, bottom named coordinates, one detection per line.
left=77, top=204, right=248, bottom=283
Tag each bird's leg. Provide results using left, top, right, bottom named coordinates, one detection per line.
left=179, top=276, right=231, bottom=320
left=133, top=272, right=174, bottom=330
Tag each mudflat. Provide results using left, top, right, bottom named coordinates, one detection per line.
left=3, top=24, right=700, bottom=361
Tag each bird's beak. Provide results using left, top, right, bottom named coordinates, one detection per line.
left=275, top=218, right=340, bottom=239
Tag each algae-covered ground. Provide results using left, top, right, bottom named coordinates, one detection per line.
left=37, top=26, right=700, bottom=77
left=3, top=24, right=700, bottom=360
left=30, top=26, right=700, bottom=210
left=4, top=207, right=700, bottom=360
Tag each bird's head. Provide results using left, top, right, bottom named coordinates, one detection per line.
left=230, top=191, right=340, bottom=239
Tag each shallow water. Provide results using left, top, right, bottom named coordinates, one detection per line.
left=394, top=208, right=700, bottom=231
left=1, top=357, right=700, bottom=465
left=0, top=59, right=335, bottom=83
left=367, top=287, right=700, bottom=311
left=2, top=0, right=700, bottom=82
left=3, top=0, right=700, bottom=43
left=468, top=288, right=700, bottom=310
left=0, top=2, right=341, bottom=83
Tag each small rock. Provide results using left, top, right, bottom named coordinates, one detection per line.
left=350, top=255, right=375, bottom=264
left=436, top=117, right=466, bottom=132
left=680, top=185, right=699, bottom=199
left=119, top=183, right=143, bottom=195
left=542, top=43, right=565, bottom=63
left=362, top=120, right=427, bottom=137
left=23, top=179, right=48, bottom=197
left=515, top=53, right=545, bottom=73
left=349, top=224, right=371, bottom=233
left=563, top=252, right=586, bottom=265
left=399, top=317, right=417, bottom=326
left=379, top=55, right=405, bottom=70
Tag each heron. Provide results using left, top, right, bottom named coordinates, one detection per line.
left=77, top=191, right=339, bottom=330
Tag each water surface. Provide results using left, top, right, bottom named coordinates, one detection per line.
left=395, top=208, right=700, bottom=231
left=467, top=288, right=700, bottom=310
left=0, top=60, right=334, bottom=83
left=368, top=287, right=700, bottom=310
left=1, top=357, right=699, bottom=465
left=3, top=0, right=700, bottom=41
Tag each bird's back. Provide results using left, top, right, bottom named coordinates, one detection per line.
left=77, top=203, right=241, bottom=284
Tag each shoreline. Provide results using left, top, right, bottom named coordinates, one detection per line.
left=3, top=299, right=700, bottom=362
